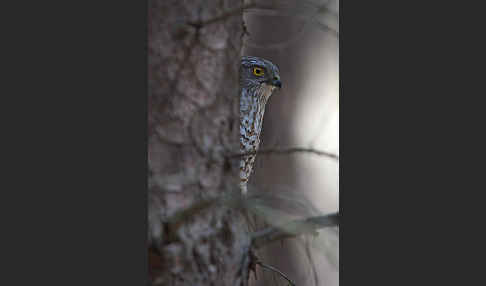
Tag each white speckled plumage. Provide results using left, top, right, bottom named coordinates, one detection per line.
left=239, top=56, right=281, bottom=195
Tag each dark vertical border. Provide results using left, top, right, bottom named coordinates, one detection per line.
left=1, top=1, right=147, bottom=285
left=339, top=0, right=471, bottom=285
left=80, top=1, right=149, bottom=284
left=341, top=0, right=400, bottom=285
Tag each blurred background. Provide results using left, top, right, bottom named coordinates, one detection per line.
left=243, top=0, right=339, bottom=285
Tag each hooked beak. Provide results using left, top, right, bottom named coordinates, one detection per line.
left=271, top=77, right=282, bottom=89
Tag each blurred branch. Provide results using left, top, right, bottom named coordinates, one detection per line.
left=258, top=147, right=338, bottom=160
left=244, top=0, right=339, bottom=38
left=245, top=21, right=309, bottom=51
left=187, top=2, right=258, bottom=28
left=186, top=1, right=284, bottom=29
left=161, top=192, right=246, bottom=243
left=302, top=237, right=319, bottom=286
left=311, top=18, right=339, bottom=37
left=231, top=147, right=339, bottom=161
left=167, top=0, right=338, bottom=38
left=312, top=6, right=339, bottom=36
left=184, top=0, right=339, bottom=35
left=251, top=212, right=340, bottom=248
left=256, top=261, right=296, bottom=286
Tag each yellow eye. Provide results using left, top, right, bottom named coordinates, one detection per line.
left=253, top=67, right=264, bottom=76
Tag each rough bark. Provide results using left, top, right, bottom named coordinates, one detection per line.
left=148, top=0, right=249, bottom=285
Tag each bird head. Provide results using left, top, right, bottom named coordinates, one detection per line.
left=240, top=56, right=282, bottom=92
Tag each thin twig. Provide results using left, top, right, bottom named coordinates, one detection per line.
left=257, top=261, right=296, bottom=286
left=258, top=147, right=339, bottom=160
left=231, top=147, right=339, bottom=161
left=302, top=237, right=319, bottom=286
left=251, top=212, right=339, bottom=249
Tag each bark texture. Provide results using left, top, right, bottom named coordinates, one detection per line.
left=148, top=0, right=249, bottom=285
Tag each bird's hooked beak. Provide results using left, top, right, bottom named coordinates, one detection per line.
left=270, top=75, right=282, bottom=89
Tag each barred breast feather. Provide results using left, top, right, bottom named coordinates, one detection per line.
left=239, top=83, right=275, bottom=194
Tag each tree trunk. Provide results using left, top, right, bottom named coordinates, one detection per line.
left=148, top=0, right=249, bottom=285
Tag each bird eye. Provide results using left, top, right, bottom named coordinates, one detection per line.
left=252, top=67, right=264, bottom=76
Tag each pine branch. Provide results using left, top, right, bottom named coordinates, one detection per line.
left=251, top=212, right=339, bottom=249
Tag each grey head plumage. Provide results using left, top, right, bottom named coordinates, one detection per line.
left=240, top=56, right=282, bottom=91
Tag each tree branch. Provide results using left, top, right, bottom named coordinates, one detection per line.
left=231, top=147, right=339, bottom=161
left=257, top=261, right=296, bottom=286
left=251, top=212, right=339, bottom=249
left=187, top=2, right=259, bottom=28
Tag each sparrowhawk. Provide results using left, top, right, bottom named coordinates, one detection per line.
left=239, top=56, right=282, bottom=195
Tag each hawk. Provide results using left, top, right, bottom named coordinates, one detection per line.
left=239, top=56, right=282, bottom=195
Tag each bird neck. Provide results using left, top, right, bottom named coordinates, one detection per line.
left=240, top=84, right=273, bottom=149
